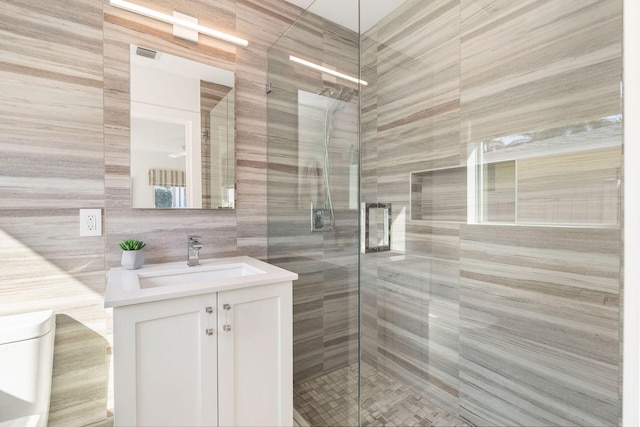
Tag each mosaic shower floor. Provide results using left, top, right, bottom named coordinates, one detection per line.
left=294, top=363, right=469, bottom=426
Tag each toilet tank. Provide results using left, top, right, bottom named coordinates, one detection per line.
left=0, top=310, right=56, bottom=427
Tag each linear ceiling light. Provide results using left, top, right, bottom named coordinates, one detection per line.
left=289, top=56, right=368, bottom=86
left=110, top=0, right=249, bottom=47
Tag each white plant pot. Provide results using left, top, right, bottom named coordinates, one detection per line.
left=121, top=250, right=145, bottom=270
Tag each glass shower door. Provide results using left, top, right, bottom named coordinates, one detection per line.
left=358, top=1, right=467, bottom=423
left=358, top=1, right=622, bottom=426
left=266, top=1, right=361, bottom=425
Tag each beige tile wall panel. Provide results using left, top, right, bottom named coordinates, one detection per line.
left=374, top=255, right=461, bottom=415
left=405, top=222, right=461, bottom=262
left=459, top=225, right=620, bottom=426
left=373, top=2, right=461, bottom=174
left=0, top=2, right=104, bottom=209
left=0, top=0, right=107, bottom=425
left=517, top=147, right=622, bottom=225
left=459, top=0, right=622, bottom=144
left=322, top=218, right=359, bottom=373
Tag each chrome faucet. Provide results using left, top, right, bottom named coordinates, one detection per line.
left=187, top=235, right=203, bottom=266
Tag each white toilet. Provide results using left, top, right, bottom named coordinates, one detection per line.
left=0, top=310, right=56, bottom=427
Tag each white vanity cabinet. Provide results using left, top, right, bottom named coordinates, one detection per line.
left=107, top=257, right=295, bottom=427
left=113, top=293, right=219, bottom=426
left=217, top=283, right=293, bottom=426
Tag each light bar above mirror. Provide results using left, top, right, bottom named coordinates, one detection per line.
left=110, top=0, right=249, bottom=47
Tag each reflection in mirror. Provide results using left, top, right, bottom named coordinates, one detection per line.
left=130, top=45, right=235, bottom=209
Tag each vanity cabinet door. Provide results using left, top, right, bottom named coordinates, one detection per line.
left=113, top=293, right=218, bottom=427
left=217, top=282, right=292, bottom=426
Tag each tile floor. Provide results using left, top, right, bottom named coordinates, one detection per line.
left=294, top=363, right=469, bottom=426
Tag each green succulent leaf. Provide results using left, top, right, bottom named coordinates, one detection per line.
left=119, top=239, right=147, bottom=251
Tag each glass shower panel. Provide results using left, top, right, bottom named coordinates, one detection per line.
left=360, top=0, right=622, bottom=426
left=267, top=0, right=622, bottom=426
left=359, top=0, right=467, bottom=424
left=266, top=1, right=360, bottom=425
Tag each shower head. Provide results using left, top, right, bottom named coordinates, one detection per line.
left=316, top=87, right=354, bottom=112
left=316, top=87, right=354, bottom=102
left=331, top=87, right=354, bottom=103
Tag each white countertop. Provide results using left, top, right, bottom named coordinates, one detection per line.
left=104, top=256, right=298, bottom=308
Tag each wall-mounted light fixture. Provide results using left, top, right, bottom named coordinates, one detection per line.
left=110, top=0, right=249, bottom=47
left=289, top=55, right=368, bottom=86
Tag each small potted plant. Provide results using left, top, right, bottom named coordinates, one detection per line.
left=119, top=238, right=146, bottom=270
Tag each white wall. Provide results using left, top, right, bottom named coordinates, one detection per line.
left=623, top=0, right=640, bottom=424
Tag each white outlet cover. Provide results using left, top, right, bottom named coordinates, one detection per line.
left=80, top=208, right=102, bottom=237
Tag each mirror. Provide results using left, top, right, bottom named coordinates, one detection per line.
left=129, top=45, right=235, bottom=209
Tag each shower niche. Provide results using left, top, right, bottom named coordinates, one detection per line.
left=410, top=166, right=468, bottom=222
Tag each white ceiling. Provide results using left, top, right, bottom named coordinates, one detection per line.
left=285, top=0, right=409, bottom=33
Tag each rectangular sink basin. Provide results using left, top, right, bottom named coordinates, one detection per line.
left=105, top=256, right=298, bottom=308
left=137, top=263, right=265, bottom=289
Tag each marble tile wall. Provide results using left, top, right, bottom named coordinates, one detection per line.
left=0, top=1, right=107, bottom=425
left=459, top=225, right=620, bottom=426
left=360, top=0, right=623, bottom=425
left=516, top=147, right=621, bottom=225
left=459, top=0, right=622, bottom=144
left=0, top=0, right=302, bottom=425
